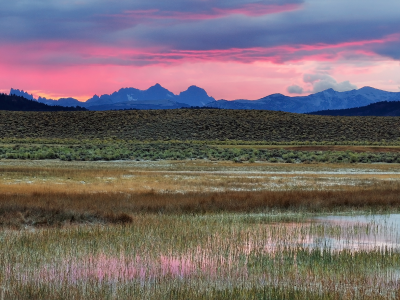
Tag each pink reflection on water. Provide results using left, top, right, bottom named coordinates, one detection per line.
left=26, top=250, right=233, bottom=286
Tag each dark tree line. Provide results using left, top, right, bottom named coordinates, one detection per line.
left=0, top=93, right=87, bottom=111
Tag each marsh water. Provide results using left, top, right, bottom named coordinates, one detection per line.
left=308, top=214, right=400, bottom=251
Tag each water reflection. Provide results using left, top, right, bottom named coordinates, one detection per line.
left=308, top=214, right=400, bottom=251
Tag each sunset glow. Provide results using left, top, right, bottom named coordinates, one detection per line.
left=1, top=0, right=399, bottom=100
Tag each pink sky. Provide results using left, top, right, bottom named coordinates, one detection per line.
left=0, top=0, right=399, bottom=101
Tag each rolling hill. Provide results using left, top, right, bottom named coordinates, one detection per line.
left=1, top=109, right=399, bottom=142
left=308, top=101, right=400, bottom=116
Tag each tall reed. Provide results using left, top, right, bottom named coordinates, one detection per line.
left=1, top=214, right=399, bottom=299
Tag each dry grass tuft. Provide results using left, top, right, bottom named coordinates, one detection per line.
left=0, top=197, right=133, bottom=228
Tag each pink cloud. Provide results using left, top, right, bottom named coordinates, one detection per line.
left=1, top=33, right=398, bottom=74
left=1, top=58, right=399, bottom=102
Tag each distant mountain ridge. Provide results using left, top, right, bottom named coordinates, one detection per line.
left=10, top=84, right=216, bottom=110
left=207, top=87, right=400, bottom=113
left=9, top=85, right=400, bottom=113
left=308, top=101, right=400, bottom=116
left=87, top=100, right=190, bottom=111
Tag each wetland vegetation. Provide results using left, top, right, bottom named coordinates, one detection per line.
left=1, top=160, right=400, bottom=299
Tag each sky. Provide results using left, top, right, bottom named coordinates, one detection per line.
left=0, top=0, right=400, bottom=101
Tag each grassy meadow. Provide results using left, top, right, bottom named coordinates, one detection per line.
left=1, top=157, right=400, bottom=299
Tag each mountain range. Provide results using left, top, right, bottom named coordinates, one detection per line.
left=10, top=84, right=215, bottom=110
left=9, top=85, right=400, bottom=113
left=207, top=87, right=400, bottom=113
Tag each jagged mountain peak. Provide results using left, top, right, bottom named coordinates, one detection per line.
left=178, top=85, right=215, bottom=106
left=180, top=85, right=208, bottom=96
left=148, top=83, right=166, bottom=90
left=83, top=84, right=215, bottom=108
left=186, top=85, right=204, bottom=90
left=9, top=88, right=34, bottom=100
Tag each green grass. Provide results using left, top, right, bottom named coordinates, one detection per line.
left=1, top=140, right=400, bottom=163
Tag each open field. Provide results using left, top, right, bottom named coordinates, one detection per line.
left=2, top=160, right=400, bottom=299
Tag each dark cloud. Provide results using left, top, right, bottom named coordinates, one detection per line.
left=370, top=39, right=400, bottom=60
left=0, top=0, right=399, bottom=64
left=0, top=0, right=303, bottom=45
left=132, top=15, right=400, bottom=52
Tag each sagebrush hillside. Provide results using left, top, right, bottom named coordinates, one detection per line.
left=1, top=109, right=400, bottom=142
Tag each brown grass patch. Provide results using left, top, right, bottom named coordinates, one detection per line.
left=0, top=205, right=133, bottom=229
